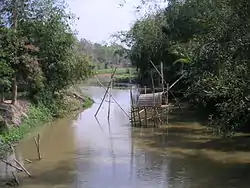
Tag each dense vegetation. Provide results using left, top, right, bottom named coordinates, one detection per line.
left=0, top=0, right=94, bottom=116
left=118, top=0, right=250, bottom=135
left=78, top=38, right=130, bottom=70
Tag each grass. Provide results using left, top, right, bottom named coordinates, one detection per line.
left=0, top=104, right=53, bottom=144
left=82, top=95, right=94, bottom=108
left=0, top=88, right=94, bottom=159
left=88, top=67, right=138, bottom=85
left=114, top=74, right=137, bottom=79
left=69, top=86, right=94, bottom=109
left=96, top=67, right=136, bottom=75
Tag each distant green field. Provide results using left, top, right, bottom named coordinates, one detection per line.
left=83, top=67, right=137, bottom=86
left=96, top=68, right=136, bottom=75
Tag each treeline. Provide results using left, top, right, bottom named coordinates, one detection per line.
left=78, top=38, right=130, bottom=69
left=119, top=0, right=250, bottom=135
left=0, top=0, right=93, bottom=116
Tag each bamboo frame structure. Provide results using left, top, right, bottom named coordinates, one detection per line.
left=95, top=67, right=130, bottom=124
left=95, top=68, right=117, bottom=117
left=130, top=60, right=184, bottom=128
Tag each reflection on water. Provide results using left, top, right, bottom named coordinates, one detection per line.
left=1, top=86, right=250, bottom=188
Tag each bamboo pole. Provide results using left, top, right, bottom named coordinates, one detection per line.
left=129, top=125, right=134, bottom=180
left=130, top=88, right=136, bottom=126
left=166, top=83, right=169, bottom=126
left=169, top=74, right=185, bottom=90
left=95, top=68, right=117, bottom=117
left=139, top=109, right=145, bottom=114
left=14, top=159, right=31, bottom=177
left=33, top=134, right=41, bottom=160
left=107, top=71, right=113, bottom=121
left=144, top=107, right=148, bottom=127
left=94, top=116, right=105, bottom=133
left=95, top=75, right=129, bottom=118
left=150, top=60, right=164, bottom=85
left=161, top=62, right=164, bottom=92
left=129, top=87, right=133, bottom=125
left=141, top=116, right=152, bottom=122
left=160, top=107, right=163, bottom=124
left=151, top=71, right=157, bottom=127
left=167, top=84, right=169, bottom=135
left=150, top=60, right=185, bottom=98
left=1, top=160, right=23, bottom=171
left=137, top=107, right=142, bottom=127
left=161, top=63, right=165, bottom=124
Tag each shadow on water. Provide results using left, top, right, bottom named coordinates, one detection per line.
left=2, top=86, right=250, bottom=188
left=137, top=112, right=250, bottom=153
left=19, top=160, right=76, bottom=187
left=18, top=155, right=250, bottom=188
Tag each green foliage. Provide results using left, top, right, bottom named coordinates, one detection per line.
left=0, top=104, right=52, bottom=144
left=0, top=0, right=95, bottom=158
left=0, top=0, right=94, bottom=116
left=82, top=96, right=94, bottom=109
left=119, top=0, right=250, bottom=135
left=78, top=39, right=131, bottom=69
left=0, top=27, right=14, bottom=92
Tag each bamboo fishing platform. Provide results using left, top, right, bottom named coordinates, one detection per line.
left=129, top=61, right=185, bottom=127
left=93, top=61, right=185, bottom=128
left=130, top=87, right=173, bottom=127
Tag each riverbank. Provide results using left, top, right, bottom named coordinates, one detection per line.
left=0, top=87, right=93, bottom=159
left=2, top=87, right=250, bottom=188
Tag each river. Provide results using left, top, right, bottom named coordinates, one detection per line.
left=2, top=86, right=250, bottom=188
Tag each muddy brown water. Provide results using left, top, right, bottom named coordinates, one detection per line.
left=1, top=86, right=250, bottom=188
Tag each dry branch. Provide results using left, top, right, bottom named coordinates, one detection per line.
left=14, top=159, right=31, bottom=177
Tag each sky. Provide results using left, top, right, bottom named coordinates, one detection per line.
left=67, top=0, right=141, bottom=43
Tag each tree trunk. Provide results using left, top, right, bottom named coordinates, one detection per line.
left=11, top=75, right=17, bottom=105
left=1, top=87, right=4, bottom=103
left=11, top=0, right=18, bottom=105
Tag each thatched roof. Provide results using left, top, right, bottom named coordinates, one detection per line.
left=136, top=92, right=164, bottom=107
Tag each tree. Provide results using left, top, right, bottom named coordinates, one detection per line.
left=118, top=0, right=250, bottom=135
left=0, top=0, right=94, bottom=109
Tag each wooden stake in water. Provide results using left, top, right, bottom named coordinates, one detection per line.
left=160, top=62, right=164, bottom=92
left=151, top=71, right=156, bottom=127
left=95, top=68, right=117, bottom=117
left=166, top=83, right=169, bottom=125
left=95, top=76, right=129, bottom=118
left=107, top=73, right=113, bottom=121
left=144, top=107, right=148, bottom=127
left=33, top=134, right=41, bottom=160
left=130, top=88, right=136, bottom=126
